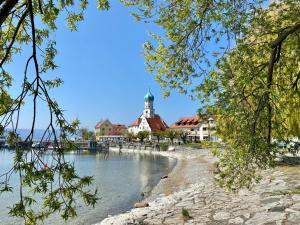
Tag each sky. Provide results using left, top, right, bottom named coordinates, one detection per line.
left=7, top=1, right=200, bottom=130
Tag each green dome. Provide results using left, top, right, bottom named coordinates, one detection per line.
left=144, top=90, right=154, bottom=101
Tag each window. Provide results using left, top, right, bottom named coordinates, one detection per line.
left=203, top=127, right=207, bottom=131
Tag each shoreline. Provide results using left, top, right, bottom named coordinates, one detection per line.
left=106, top=147, right=181, bottom=201
left=96, top=147, right=300, bottom=225
left=96, top=147, right=216, bottom=225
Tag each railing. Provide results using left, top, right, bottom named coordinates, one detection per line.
left=111, top=143, right=164, bottom=151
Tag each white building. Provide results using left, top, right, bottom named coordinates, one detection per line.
left=170, top=115, right=220, bottom=142
left=128, top=90, right=168, bottom=135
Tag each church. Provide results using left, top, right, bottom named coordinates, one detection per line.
left=128, top=90, right=168, bottom=135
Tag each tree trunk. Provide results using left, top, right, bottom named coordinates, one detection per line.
left=0, top=0, right=19, bottom=27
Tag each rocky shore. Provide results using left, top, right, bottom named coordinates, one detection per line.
left=96, top=147, right=300, bottom=225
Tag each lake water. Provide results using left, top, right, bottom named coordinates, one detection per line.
left=0, top=150, right=176, bottom=225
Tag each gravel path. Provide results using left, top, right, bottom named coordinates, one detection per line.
left=96, top=148, right=300, bottom=225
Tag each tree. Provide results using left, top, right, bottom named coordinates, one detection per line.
left=152, top=130, right=164, bottom=143
left=125, top=131, right=136, bottom=142
left=79, top=128, right=95, bottom=140
left=136, top=131, right=149, bottom=143
left=163, top=129, right=179, bottom=144
left=1, top=1, right=299, bottom=223
left=122, top=0, right=300, bottom=189
left=177, top=130, right=189, bottom=144
left=211, top=6, right=300, bottom=189
left=0, top=0, right=110, bottom=223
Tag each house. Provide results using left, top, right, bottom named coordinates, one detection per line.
left=95, top=119, right=114, bottom=139
left=110, top=124, right=127, bottom=136
left=170, top=115, right=220, bottom=142
left=95, top=119, right=127, bottom=142
left=128, top=90, right=168, bottom=138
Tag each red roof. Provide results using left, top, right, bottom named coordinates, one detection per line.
left=170, top=115, right=201, bottom=129
left=113, top=124, right=127, bottom=129
left=129, top=115, right=168, bottom=132
left=146, top=116, right=168, bottom=132
left=108, top=130, right=123, bottom=135
left=129, top=118, right=142, bottom=127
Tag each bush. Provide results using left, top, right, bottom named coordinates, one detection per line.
left=159, top=143, right=169, bottom=151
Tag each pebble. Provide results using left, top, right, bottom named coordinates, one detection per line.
left=95, top=148, right=300, bottom=225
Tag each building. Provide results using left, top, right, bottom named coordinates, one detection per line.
left=95, top=119, right=114, bottom=139
left=95, top=119, right=127, bottom=142
left=128, top=90, right=168, bottom=137
left=170, top=115, right=220, bottom=142
left=110, top=124, right=127, bottom=136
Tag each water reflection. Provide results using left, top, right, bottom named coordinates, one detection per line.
left=0, top=150, right=176, bottom=225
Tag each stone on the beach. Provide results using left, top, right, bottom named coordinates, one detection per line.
left=228, top=217, right=244, bottom=224
left=97, top=148, right=300, bottom=225
left=134, top=202, right=149, bottom=208
left=287, top=212, right=300, bottom=224
left=213, top=211, right=231, bottom=220
left=291, top=202, right=300, bottom=210
left=245, top=212, right=286, bottom=225
left=292, top=194, right=300, bottom=202
left=243, top=212, right=250, bottom=219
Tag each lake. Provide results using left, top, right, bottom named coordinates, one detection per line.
left=0, top=150, right=176, bottom=225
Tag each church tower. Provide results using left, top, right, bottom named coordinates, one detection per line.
left=143, top=90, right=155, bottom=118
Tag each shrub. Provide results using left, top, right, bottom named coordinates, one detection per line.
left=159, top=143, right=169, bottom=151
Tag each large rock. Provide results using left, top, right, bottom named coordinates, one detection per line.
left=245, top=212, right=286, bottom=225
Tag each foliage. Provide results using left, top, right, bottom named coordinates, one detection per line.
left=177, top=130, right=189, bottom=144
left=159, top=142, right=169, bottom=151
left=125, top=131, right=136, bottom=142
left=212, top=2, right=300, bottom=190
left=271, top=187, right=300, bottom=196
left=181, top=208, right=191, bottom=219
left=163, top=129, right=179, bottom=144
left=122, top=0, right=300, bottom=190
left=183, top=141, right=222, bottom=148
left=152, top=130, right=164, bottom=143
left=78, top=128, right=95, bottom=140
left=136, top=131, right=149, bottom=143
left=0, top=0, right=110, bottom=223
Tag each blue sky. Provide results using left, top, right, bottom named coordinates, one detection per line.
left=8, top=1, right=200, bottom=130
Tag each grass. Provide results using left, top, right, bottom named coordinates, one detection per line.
left=182, top=141, right=222, bottom=149
left=275, top=156, right=300, bottom=174
left=270, top=187, right=300, bottom=196
left=276, top=156, right=300, bottom=167
left=182, top=208, right=192, bottom=221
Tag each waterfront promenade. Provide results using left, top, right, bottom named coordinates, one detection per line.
left=98, top=148, right=300, bottom=225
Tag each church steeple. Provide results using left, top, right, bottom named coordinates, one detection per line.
left=143, top=90, right=155, bottom=118
left=144, top=90, right=154, bottom=102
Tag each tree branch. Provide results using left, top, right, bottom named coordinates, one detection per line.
left=0, top=0, right=19, bottom=27
left=271, top=22, right=300, bottom=48
left=0, top=9, right=28, bottom=67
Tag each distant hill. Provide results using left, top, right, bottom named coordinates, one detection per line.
left=5, top=129, right=60, bottom=140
